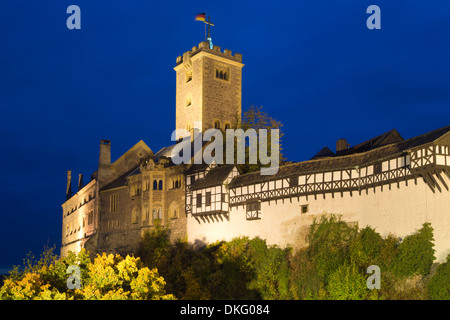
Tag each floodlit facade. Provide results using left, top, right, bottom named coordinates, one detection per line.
left=61, top=41, right=450, bottom=262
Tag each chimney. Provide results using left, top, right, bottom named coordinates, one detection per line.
left=78, top=173, right=84, bottom=191
left=66, top=170, right=72, bottom=199
left=336, top=138, right=348, bottom=154
left=99, top=140, right=111, bottom=166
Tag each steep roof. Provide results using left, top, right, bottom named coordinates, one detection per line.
left=338, top=129, right=404, bottom=156
left=100, top=165, right=140, bottom=191
left=190, top=165, right=236, bottom=190
left=229, top=125, right=450, bottom=188
left=311, top=146, right=335, bottom=159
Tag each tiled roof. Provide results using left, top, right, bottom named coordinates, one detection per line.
left=228, top=125, right=450, bottom=188
left=190, top=165, right=236, bottom=190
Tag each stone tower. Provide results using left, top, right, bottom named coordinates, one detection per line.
left=174, top=41, right=244, bottom=136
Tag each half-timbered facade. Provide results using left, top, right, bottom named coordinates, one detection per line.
left=186, top=126, right=450, bottom=261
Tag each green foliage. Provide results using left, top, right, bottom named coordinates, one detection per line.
left=306, top=215, right=358, bottom=280
left=231, top=105, right=285, bottom=173
left=6, top=215, right=446, bottom=300
left=428, top=255, right=450, bottom=300
left=391, top=223, right=435, bottom=278
left=327, top=263, right=373, bottom=300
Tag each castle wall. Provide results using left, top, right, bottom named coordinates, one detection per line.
left=61, top=179, right=97, bottom=257
left=187, top=173, right=450, bottom=262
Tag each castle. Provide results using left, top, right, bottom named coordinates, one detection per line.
left=61, top=41, right=450, bottom=262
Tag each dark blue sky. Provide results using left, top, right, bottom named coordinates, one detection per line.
left=1, top=0, right=449, bottom=272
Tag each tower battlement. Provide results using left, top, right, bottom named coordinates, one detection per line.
left=176, top=41, right=243, bottom=65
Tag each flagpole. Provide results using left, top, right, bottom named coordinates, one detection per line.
left=204, top=12, right=207, bottom=41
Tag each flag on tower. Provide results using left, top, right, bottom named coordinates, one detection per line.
left=195, top=13, right=206, bottom=21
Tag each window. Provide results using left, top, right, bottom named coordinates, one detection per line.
left=158, top=180, right=163, bottom=190
left=221, top=193, right=226, bottom=202
left=186, top=94, right=192, bottom=107
left=190, top=175, right=196, bottom=184
left=214, top=120, right=220, bottom=129
left=215, top=68, right=229, bottom=81
left=224, top=123, right=231, bottom=130
left=88, top=211, right=94, bottom=225
left=196, top=193, right=202, bottom=208
left=158, top=208, right=162, bottom=219
left=186, top=71, right=192, bottom=83
left=110, top=194, right=118, bottom=212
left=301, top=205, right=309, bottom=214
left=145, top=206, right=150, bottom=221
left=246, top=201, right=261, bottom=220
left=205, top=192, right=211, bottom=206
left=131, top=207, right=139, bottom=224
left=289, top=176, right=299, bottom=187
left=153, top=180, right=158, bottom=190
left=153, top=207, right=163, bottom=221
left=374, top=163, right=382, bottom=175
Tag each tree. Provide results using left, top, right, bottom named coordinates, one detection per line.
left=391, top=223, right=435, bottom=278
left=327, top=263, right=373, bottom=300
left=0, top=248, right=174, bottom=300
left=229, top=105, right=285, bottom=173
left=428, top=254, right=450, bottom=300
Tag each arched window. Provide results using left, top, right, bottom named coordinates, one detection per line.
left=158, top=180, right=163, bottom=190
left=153, top=180, right=158, bottom=190
left=152, top=207, right=163, bottom=221
left=175, top=180, right=179, bottom=188
left=144, top=206, right=150, bottom=221
left=225, top=123, right=231, bottom=130
left=131, top=207, right=139, bottom=224
left=214, top=120, right=220, bottom=129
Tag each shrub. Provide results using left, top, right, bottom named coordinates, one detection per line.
left=428, top=255, right=450, bottom=300
left=391, top=223, right=435, bottom=278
